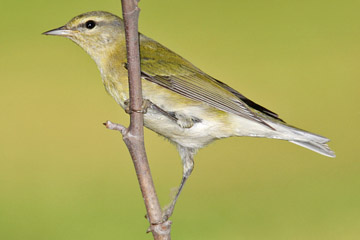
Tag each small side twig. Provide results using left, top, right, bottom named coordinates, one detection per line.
left=103, top=121, right=127, bottom=134
left=103, top=1, right=172, bottom=239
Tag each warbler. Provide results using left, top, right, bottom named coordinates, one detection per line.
left=43, top=11, right=335, bottom=220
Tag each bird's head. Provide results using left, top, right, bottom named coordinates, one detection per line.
left=43, top=11, right=125, bottom=61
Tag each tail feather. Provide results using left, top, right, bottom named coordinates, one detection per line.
left=289, top=140, right=335, bottom=158
left=265, top=121, right=336, bottom=158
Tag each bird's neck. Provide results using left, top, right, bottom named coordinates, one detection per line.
left=93, top=42, right=130, bottom=106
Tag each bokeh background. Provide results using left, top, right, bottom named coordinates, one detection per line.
left=1, top=0, right=359, bottom=239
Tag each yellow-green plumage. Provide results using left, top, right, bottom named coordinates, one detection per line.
left=43, top=11, right=335, bottom=219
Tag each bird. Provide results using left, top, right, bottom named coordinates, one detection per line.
left=43, top=11, right=335, bottom=220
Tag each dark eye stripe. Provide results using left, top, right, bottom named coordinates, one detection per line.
left=79, top=20, right=120, bottom=30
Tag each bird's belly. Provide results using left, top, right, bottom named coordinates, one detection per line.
left=143, top=110, right=229, bottom=149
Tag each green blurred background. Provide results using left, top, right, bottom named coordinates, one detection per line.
left=1, top=0, right=359, bottom=239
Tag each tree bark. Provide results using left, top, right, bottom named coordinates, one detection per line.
left=104, top=0, right=172, bottom=239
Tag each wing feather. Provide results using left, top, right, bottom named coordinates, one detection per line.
left=138, top=35, right=277, bottom=129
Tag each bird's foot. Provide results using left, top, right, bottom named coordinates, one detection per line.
left=161, top=204, right=175, bottom=222
left=143, top=205, right=173, bottom=225
left=144, top=213, right=172, bottom=234
left=124, top=99, right=152, bottom=114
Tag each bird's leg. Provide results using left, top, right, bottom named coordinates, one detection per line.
left=124, top=99, right=202, bottom=130
left=162, top=146, right=197, bottom=221
left=149, top=103, right=179, bottom=123
left=124, top=99, right=180, bottom=122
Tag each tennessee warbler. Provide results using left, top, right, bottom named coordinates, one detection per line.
left=43, top=11, right=335, bottom=220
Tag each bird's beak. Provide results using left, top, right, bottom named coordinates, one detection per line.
left=42, top=26, right=75, bottom=37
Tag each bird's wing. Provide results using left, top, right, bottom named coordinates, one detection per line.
left=138, top=35, right=276, bottom=129
left=208, top=78, right=284, bottom=122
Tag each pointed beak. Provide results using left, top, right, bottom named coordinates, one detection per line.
left=42, top=26, right=75, bottom=37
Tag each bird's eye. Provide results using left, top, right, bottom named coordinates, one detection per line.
left=85, top=20, right=96, bottom=29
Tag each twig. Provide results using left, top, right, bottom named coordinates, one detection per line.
left=103, top=0, right=172, bottom=239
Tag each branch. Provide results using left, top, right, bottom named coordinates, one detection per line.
left=103, top=0, right=172, bottom=239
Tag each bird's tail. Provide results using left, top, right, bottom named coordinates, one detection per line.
left=266, top=121, right=336, bottom=158
left=289, top=140, right=335, bottom=157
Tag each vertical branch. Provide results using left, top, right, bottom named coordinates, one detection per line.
left=113, top=0, right=172, bottom=239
